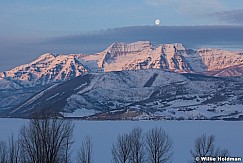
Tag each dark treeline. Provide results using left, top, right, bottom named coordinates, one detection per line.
left=0, top=116, right=229, bottom=163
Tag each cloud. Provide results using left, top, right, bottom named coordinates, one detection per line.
left=45, top=25, right=243, bottom=52
left=211, top=9, right=243, bottom=24
left=1, top=25, right=243, bottom=72
left=146, top=0, right=226, bottom=15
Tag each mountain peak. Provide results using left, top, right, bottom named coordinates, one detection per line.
left=1, top=41, right=243, bottom=89
left=95, top=41, right=191, bottom=72
left=1, top=53, right=88, bottom=87
left=106, top=41, right=152, bottom=53
left=173, top=43, right=186, bottom=51
left=38, top=52, right=56, bottom=59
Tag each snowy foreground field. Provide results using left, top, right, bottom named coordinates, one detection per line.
left=0, top=119, right=242, bottom=162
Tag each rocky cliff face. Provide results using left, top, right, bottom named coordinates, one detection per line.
left=197, top=48, right=243, bottom=71
left=0, top=53, right=88, bottom=87
left=94, top=41, right=192, bottom=72
left=83, top=42, right=243, bottom=75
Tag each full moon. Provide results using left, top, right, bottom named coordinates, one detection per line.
left=155, top=19, right=160, bottom=26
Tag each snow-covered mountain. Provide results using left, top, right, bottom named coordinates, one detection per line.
left=204, top=64, right=243, bottom=77
left=0, top=53, right=88, bottom=112
left=0, top=53, right=88, bottom=87
left=197, top=48, right=243, bottom=71
left=7, top=69, right=243, bottom=120
left=1, top=41, right=243, bottom=89
left=1, top=41, right=243, bottom=119
left=81, top=41, right=243, bottom=74
left=82, top=41, right=192, bottom=72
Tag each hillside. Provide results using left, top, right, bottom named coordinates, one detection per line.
left=1, top=41, right=243, bottom=119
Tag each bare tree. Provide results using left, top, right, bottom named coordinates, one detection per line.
left=146, top=127, right=173, bottom=163
left=190, top=134, right=229, bottom=163
left=8, top=134, right=20, bottom=163
left=215, top=148, right=229, bottom=163
left=191, top=134, right=215, bottom=161
left=112, top=133, right=132, bottom=163
left=0, top=140, right=8, bottom=163
left=77, top=135, right=93, bottom=163
left=129, top=127, right=144, bottom=163
left=19, top=115, right=74, bottom=163
left=0, top=134, right=20, bottom=163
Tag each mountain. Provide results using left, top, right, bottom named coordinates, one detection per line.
left=7, top=69, right=243, bottom=120
left=82, top=42, right=243, bottom=74
left=203, top=64, right=243, bottom=77
left=1, top=41, right=243, bottom=88
left=1, top=41, right=243, bottom=119
left=193, top=48, right=243, bottom=71
left=0, top=53, right=88, bottom=111
left=82, top=41, right=192, bottom=72
left=0, top=53, right=88, bottom=87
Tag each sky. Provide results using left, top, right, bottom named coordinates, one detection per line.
left=1, top=0, right=243, bottom=71
left=1, top=0, right=243, bottom=37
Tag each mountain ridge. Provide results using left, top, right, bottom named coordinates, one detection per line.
left=6, top=69, right=243, bottom=120
left=1, top=41, right=243, bottom=89
left=1, top=41, right=243, bottom=119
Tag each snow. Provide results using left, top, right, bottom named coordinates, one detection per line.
left=74, top=83, right=88, bottom=91
left=11, top=84, right=59, bottom=113
left=61, top=70, right=189, bottom=114
left=53, top=69, right=243, bottom=120
left=46, top=93, right=60, bottom=101
left=1, top=41, right=243, bottom=89
left=80, top=41, right=191, bottom=72
left=0, top=77, right=22, bottom=90
left=0, top=119, right=242, bottom=163
left=1, top=53, right=88, bottom=87
left=197, top=48, right=243, bottom=71
left=62, top=108, right=99, bottom=117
